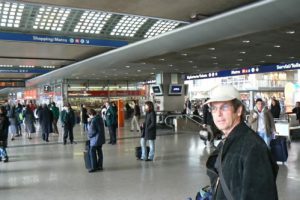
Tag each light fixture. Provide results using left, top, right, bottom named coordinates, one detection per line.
left=159, top=58, right=165, bottom=61
left=33, top=6, right=71, bottom=31
left=110, top=15, right=147, bottom=37
left=266, top=54, right=272, bottom=57
left=237, top=58, right=243, bottom=62
left=188, top=60, right=193, bottom=63
left=137, top=70, right=141, bottom=72
left=74, top=11, right=111, bottom=34
left=211, top=56, right=217, bottom=59
left=125, top=65, right=130, bottom=68
left=144, top=20, right=180, bottom=38
left=19, top=65, right=35, bottom=68
left=242, top=40, right=250, bottom=43
left=208, top=47, right=215, bottom=51
left=286, top=30, right=295, bottom=34
left=240, top=51, right=246, bottom=54
left=274, top=45, right=281, bottom=48
left=0, top=2, right=25, bottom=28
left=168, top=64, right=173, bottom=67
left=0, top=64, right=13, bottom=67
left=181, top=53, right=188, bottom=56
left=289, top=56, right=295, bottom=59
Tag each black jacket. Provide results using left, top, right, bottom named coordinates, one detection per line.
left=206, top=122, right=278, bottom=200
left=0, top=113, right=9, bottom=143
left=271, top=101, right=281, bottom=118
left=143, top=111, right=156, bottom=140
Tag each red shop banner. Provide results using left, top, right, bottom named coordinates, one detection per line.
left=24, top=89, right=37, bottom=99
left=68, top=90, right=145, bottom=97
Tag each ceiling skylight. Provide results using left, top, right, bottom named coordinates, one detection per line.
left=33, top=6, right=71, bottom=31
left=0, top=2, right=25, bottom=28
left=110, top=15, right=147, bottom=37
left=144, top=20, right=179, bottom=38
left=74, top=11, right=112, bottom=34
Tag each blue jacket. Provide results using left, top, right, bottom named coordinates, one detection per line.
left=88, top=115, right=105, bottom=147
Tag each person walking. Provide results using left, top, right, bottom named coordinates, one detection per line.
left=105, top=102, right=117, bottom=145
left=140, top=101, right=156, bottom=161
left=0, top=106, right=10, bottom=162
left=51, top=102, right=60, bottom=134
left=270, top=97, right=281, bottom=119
left=87, top=109, right=105, bottom=173
left=205, top=85, right=278, bottom=200
left=248, top=98, right=276, bottom=147
left=80, top=104, right=88, bottom=133
left=61, top=103, right=75, bottom=145
left=131, top=101, right=141, bottom=132
left=39, top=104, right=53, bottom=142
left=23, top=104, right=35, bottom=139
left=7, top=105, right=17, bottom=141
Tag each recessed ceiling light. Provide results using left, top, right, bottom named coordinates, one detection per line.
left=211, top=56, right=217, bottom=59
left=150, top=72, right=155, bottom=75
left=159, top=58, right=165, bottom=61
left=168, top=64, right=173, bottom=67
left=125, top=65, right=130, bottom=68
left=240, top=51, right=246, bottom=54
left=266, top=54, right=272, bottom=57
left=208, top=47, right=215, bottom=51
left=242, top=40, right=250, bottom=43
left=144, top=20, right=180, bottom=38
left=141, top=62, right=146, bottom=65
left=286, top=30, right=295, bottom=34
left=181, top=53, right=188, bottom=56
left=274, top=45, right=281, bottom=48
left=137, top=70, right=141, bottom=72
left=188, top=60, right=193, bottom=63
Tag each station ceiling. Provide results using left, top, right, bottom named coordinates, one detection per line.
left=0, top=0, right=299, bottom=92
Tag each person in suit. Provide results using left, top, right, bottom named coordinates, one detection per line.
left=140, top=101, right=156, bottom=161
left=39, top=104, right=53, bottom=142
left=87, top=108, right=105, bottom=173
left=105, top=102, right=117, bottom=145
left=60, top=103, right=75, bottom=145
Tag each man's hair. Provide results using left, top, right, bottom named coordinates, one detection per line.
left=255, top=98, right=263, bottom=103
left=88, top=108, right=97, bottom=116
left=231, top=99, right=246, bottom=121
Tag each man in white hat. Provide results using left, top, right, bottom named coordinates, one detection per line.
left=205, top=85, right=278, bottom=200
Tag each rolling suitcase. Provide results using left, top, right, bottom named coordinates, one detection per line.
left=84, top=140, right=91, bottom=169
left=135, top=146, right=150, bottom=159
left=270, top=136, right=288, bottom=163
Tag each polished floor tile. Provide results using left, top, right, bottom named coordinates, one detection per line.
left=0, top=122, right=299, bottom=200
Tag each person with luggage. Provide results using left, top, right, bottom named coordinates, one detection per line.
left=87, top=109, right=105, bottom=173
left=205, top=85, right=278, bottom=200
left=131, top=101, right=141, bottom=132
left=0, top=106, right=10, bottom=162
left=60, top=103, right=76, bottom=145
left=105, top=102, right=117, bottom=145
left=248, top=98, right=276, bottom=148
left=140, top=101, right=156, bottom=161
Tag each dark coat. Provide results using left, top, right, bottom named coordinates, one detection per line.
left=24, top=108, right=36, bottom=133
left=143, top=110, right=156, bottom=140
left=81, top=107, right=88, bottom=124
left=206, top=122, right=278, bottom=200
left=292, top=107, right=300, bottom=120
left=61, top=109, right=75, bottom=127
left=270, top=101, right=281, bottom=118
left=39, top=107, right=53, bottom=134
left=88, top=115, right=105, bottom=146
left=105, top=106, right=117, bottom=126
left=0, top=113, right=10, bottom=144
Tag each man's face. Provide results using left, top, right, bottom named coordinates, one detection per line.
left=210, top=101, right=241, bottom=136
left=256, top=101, right=263, bottom=111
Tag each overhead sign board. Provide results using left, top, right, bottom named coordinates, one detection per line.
left=0, top=32, right=128, bottom=47
left=185, top=62, right=300, bottom=80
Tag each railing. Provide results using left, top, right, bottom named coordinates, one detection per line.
left=164, top=114, right=203, bottom=128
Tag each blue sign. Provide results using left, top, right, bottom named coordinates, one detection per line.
left=185, top=62, right=300, bottom=80
left=0, top=32, right=128, bottom=47
left=0, top=68, right=51, bottom=73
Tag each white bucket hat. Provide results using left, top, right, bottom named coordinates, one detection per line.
left=205, top=85, right=241, bottom=104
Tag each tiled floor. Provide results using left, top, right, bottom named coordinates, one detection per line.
left=0, top=122, right=299, bottom=200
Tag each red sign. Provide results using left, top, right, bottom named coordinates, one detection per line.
left=68, top=90, right=145, bottom=97
left=24, top=89, right=37, bottom=99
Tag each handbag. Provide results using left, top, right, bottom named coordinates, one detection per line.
left=195, top=185, right=213, bottom=200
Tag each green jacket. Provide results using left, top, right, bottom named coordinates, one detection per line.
left=105, top=106, right=117, bottom=126
left=51, top=106, right=60, bottom=119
